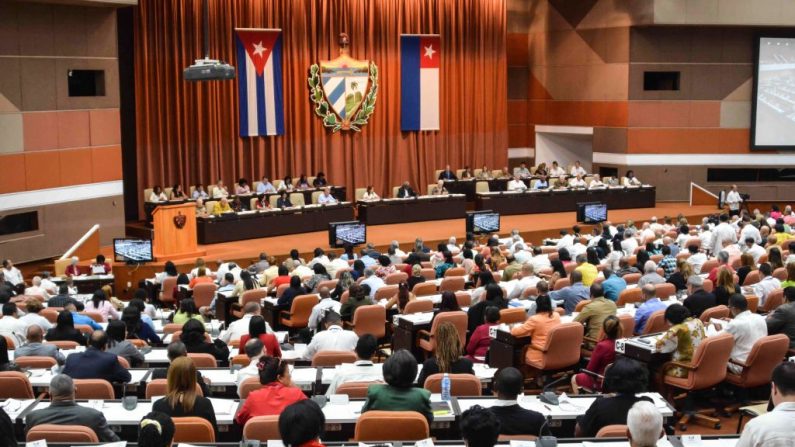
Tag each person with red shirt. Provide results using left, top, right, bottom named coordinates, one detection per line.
left=238, top=315, right=282, bottom=357
left=269, top=265, right=291, bottom=292
left=188, top=268, right=214, bottom=289
left=234, top=356, right=306, bottom=425
left=571, top=315, right=621, bottom=394
left=465, top=305, right=500, bottom=362
left=65, top=257, right=81, bottom=277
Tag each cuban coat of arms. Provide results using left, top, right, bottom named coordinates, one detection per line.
left=308, top=33, right=378, bottom=132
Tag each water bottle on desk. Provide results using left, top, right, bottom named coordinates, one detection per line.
left=441, top=373, right=451, bottom=401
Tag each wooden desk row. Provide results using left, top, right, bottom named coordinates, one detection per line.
left=476, top=186, right=656, bottom=216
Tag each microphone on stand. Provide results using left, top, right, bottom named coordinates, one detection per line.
left=538, top=374, right=570, bottom=406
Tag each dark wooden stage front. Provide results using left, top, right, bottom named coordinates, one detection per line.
left=95, top=202, right=717, bottom=299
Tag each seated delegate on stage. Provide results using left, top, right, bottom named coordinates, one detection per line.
left=192, top=184, right=209, bottom=200
left=624, top=170, right=642, bottom=186
left=317, top=187, right=338, bottom=204
left=212, top=179, right=229, bottom=198
left=313, top=171, right=328, bottom=187
left=397, top=181, right=418, bottom=198
left=549, top=161, right=566, bottom=177
left=513, top=161, right=531, bottom=178
left=360, top=185, right=379, bottom=201
left=256, top=176, right=277, bottom=194
left=149, top=185, right=168, bottom=202
left=430, top=180, right=449, bottom=195
left=212, top=197, right=233, bottom=215
left=276, top=191, right=293, bottom=208
left=507, top=175, right=527, bottom=192
left=296, top=174, right=311, bottom=189
left=570, top=160, right=586, bottom=177
left=235, top=178, right=252, bottom=195
left=438, top=164, right=457, bottom=180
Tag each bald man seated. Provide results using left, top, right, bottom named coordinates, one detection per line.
left=62, top=330, right=131, bottom=383
left=26, top=374, right=120, bottom=441
left=15, top=325, right=65, bottom=365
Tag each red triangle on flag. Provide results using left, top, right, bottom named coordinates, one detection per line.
left=236, top=30, right=280, bottom=76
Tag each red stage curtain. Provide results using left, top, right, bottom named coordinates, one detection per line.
left=133, top=0, right=507, bottom=216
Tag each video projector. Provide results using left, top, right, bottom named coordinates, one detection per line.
left=183, top=58, right=235, bottom=81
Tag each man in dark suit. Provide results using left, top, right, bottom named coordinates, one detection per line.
left=438, top=164, right=458, bottom=181
left=151, top=341, right=211, bottom=396
left=488, top=367, right=546, bottom=436
left=62, top=330, right=131, bottom=384
left=682, top=275, right=716, bottom=319
left=26, top=374, right=120, bottom=441
left=47, top=284, right=84, bottom=310
left=396, top=181, right=417, bottom=198
left=768, top=286, right=795, bottom=349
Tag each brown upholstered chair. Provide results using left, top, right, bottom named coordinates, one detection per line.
left=763, top=288, right=784, bottom=313
left=0, top=371, right=34, bottom=398
left=417, top=311, right=467, bottom=354
left=173, top=416, right=216, bottom=443
left=27, top=425, right=99, bottom=443
left=163, top=323, right=183, bottom=334
left=348, top=305, right=386, bottom=339
left=616, top=288, right=642, bottom=306
left=524, top=322, right=584, bottom=374
left=146, top=379, right=204, bottom=399
left=44, top=340, right=78, bottom=350
left=74, top=379, right=115, bottom=400
left=41, top=308, right=60, bottom=324
left=773, top=267, right=788, bottom=282
left=80, top=312, right=104, bottom=324
left=499, top=308, right=527, bottom=325
left=439, top=276, right=465, bottom=292
left=552, top=278, right=570, bottom=291
left=14, top=356, right=57, bottom=369
left=403, top=300, right=434, bottom=314
left=311, top=350, right=357, bottom=367
left=317, top=279, right=339, bottom=290
left=444, top=267, right=466, bottom=277
left=243, top=415, right=281, bottom=441
left=700, top=260, right=719, bottom=275
left=187, top=352, right=218, bottom=368
left=423, top=373, right=481, bottom=396
left=455, top=292, right=473, bottom=308
left=699, top=305, right=730, bottom=323
left=412, top=282, right=437, bottom=297
left=231, top=353, right=250, bottom=366
left=385, top=272, right=408, bottom=285
left=702, top=279, right=714, bottom=293
left=353, top=411, right=430, bottom=442
left=374, top=285, right=399, bottom=301
left=275, top=283, right=290, bottom=298
left=160, top=276, right=178, bottom=307
left=662, top=332, right=734, bottom=431
left=192, top=283, right=217, bottom=308
left=239, top=376, right=262, bottom=398
left=117, top=356, right=130, bottom=369
left=336, top=381, right=381, bottom=398
left=574, top=299, right=592, bottom=313
left=743, top=270, right=761, bottom=286
left=655, top=283, right=676, bottom=300
left=745, top=295, right=759, bottom=313
left=725, top=334, right=789, bottom=391
left=280, top=294, right=318, bottom=329
left=596, top=424, right=628, bottom=438
left=420, top=268, right=436, bottom=280
left=622, top=273, right=642, bottom=285
left=642, top=310, right=670, bottom=335
left=74, top=324, right=93, bottom=335
left=617, top=313, right=635, bottom=338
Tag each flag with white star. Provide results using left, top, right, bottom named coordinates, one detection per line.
left=234, top=29, right=284, bottom=136
left=401, top=34, right=440, bottom=131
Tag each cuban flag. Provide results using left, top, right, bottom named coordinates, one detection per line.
left=235, top=29, right=284, bottom=137
left=401, top=35, right=440, bottom=131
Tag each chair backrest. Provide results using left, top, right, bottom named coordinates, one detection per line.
left=352, top=305, right=386, bottom=338
left=269, top=195, right=280, bottom=208
left=773, top=267, right=788, bottom=282
left=275, top=283, right=290, bottom=298
left=317, top=279, right=339, bottom=291
left=44, top=340, right=78, bottom=351
left=439, top=276, right=465, bottom=292
left=311, top=350, right=358, bottom=367
left=617, top=313, right=635, bottom=338
left=699, top=305, right=730, bottom=322
left=596, top=424, right=628, bottom=438
left=654, top=283, right=676, bottom=300
left=243, top=415, right=281, bottom=441
left=241, top=289, right=268, bottom=306
left=385, top=272, right=408, bottom=285
left=0, top=371, right=34, bottom=398
left=420, top=268, right=436, bottom=280
left=161, top=276, right=179, bottom=303
left=80, top=311, right=104, bottom=323
left=475, top=181, right=489, bottom=193
left=574, top=299, right=592, bottom=313
left=374, top=285, right=399, bottom=301
left=173, top=416, right=216, bottom=443
left=74, top=379, right=115, bottom=399
left=424, top=311, right=468, bottom=352
left=283, top=294, right=319, bottom=327
left=354, top=411, right=430, bottom=442
left=231, top=353, right=250, bottom=366
left=444, top=267, right=466, bottom=278
left=354, top=188, right=367, bottom=201
left=622, top=273, right=642, bottom=285
left=239, top=376, right=262, bottom=398
left=289, top=192, right=305, bottom=206
left=162, top=323, right=183, bottom=334
left=455, top=292, right=472, bottom=308
left=702, top=279, right=714, bottom=293
left=423, top=373, right=482, bottom=396
left=187, top=352, right=218, bottom=368
left=743, top=270, right=761, bottom=286
left=674, top=332, right=732, bottom=390
left=15, top=356, right=58, bottom=369
left=552, top=278, right=570, bottom=291
left=145, top=379, right=204, bottom=400
left=311, top=191, right=323, bottom=204
left=700, top=259, right=719, bottom=275
left=412, top=282, right=437, bottom=296
left=499, top=308, right=527, bottom=325
left=2, top=335, right=15, bottom=350
left=735, top=334, right=790, bottom=388
left=426, top=184, right=437, bottom=195
left=192, top=283, right=218, bottom=308
left=27, top=424, right=99, bottom=443
left=392, top=186, right=400, bottom=198
left=642, top=309, right=670, bottom=334
left=41, top=308, right=60, bottom=323
left=764, top=288, right=785, bottom=312
left=74, top=324, right=93, bottom=335
left=404, top=300, right=434, bottom=314
left=616, top=288, right=643, bottom=306
left=538, top=322, right=584, bottom=370
left=336, top=381, right=381, bottom=398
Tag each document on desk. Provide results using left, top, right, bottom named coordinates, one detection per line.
left=208, top=397, right=236, bottom=415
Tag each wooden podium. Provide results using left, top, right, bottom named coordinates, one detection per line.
left=152, top=203, right=205, bottom=261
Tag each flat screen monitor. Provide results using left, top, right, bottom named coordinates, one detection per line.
left=328, top=221, right=367, bottom=248
left=113, top=238, right=154, bottom=263
left=752, top=36, right=795, bottom=149
left=466, top=210, right=500, bottom=234
left=577, top=202, right=608, bottom=224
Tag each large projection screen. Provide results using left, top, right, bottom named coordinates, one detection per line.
left=752, top=37, right=795, bottom=149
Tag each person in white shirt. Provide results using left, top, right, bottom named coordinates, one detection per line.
left=621, top=230, right=639, bottom=256
left=19, top=299, right=52, bottom=332
left=24, top=276, right=50, bottom=300
left=725, top=184, right=744, bottom=217
left=323, top=252, right=348, bottom=280
left=317, top=187, right=338, bottom=205
left=721, top=238, right=742, bottom=259
left=0, top=303, right=27, bottom=347
left=149, top=185, right=168, bottom=202
left=638, top=223, right=655, bottom=243
left=446, top=237, right=459, bottom=254
left=290, top=260, right=313, bottom=279
left=361, top=185, right=380, bottom=201
left=212, top=180, right=229, bottom=199
left=549, top=161, right=566, bottom=177
left=710, top=214, right=737, bottom=256
left=2, top=259, right=23, bottom=286
left=325, top=334, right=383, bottom=396
left=748, top=263, right=781, bottom=306
left=390, top=241, right=407, bottom=258
left=513, top=244, right=531, bottom=264
left=361, top=269, right=385, bottom=299
left=624, top=170, right=641, bottom=186
left=308, top=287, right=341, bottom=332
left=507, top=175, right=527, bottom=192
left=736, top=362, right=795, bottom=447
left=569, top=175, right=586, bottom=188
left=555, top=230, right=575, bottom=252
left=529, top=247, right=551, bottom=273
left=741, top=237, right=766, bottom=264
left=716, top=294, right=768, bottom=374
left=508, top=264, right=541, bottom=299
left=588, top=174, right=605, bottom=189
left=220, top=302, right=273, bottom=344
left=685, top=244, right=707, bottom=274
left=570, top=161, right=587, bottom=177
left=740, top=220, right=762, bottom=245
left=307, top=248, right=330, bottom=268
left=256, top=177, right=277, bottom=194
left=236, top=338, right=266, bottom=397
left=304, top=311, right=359, bottom=360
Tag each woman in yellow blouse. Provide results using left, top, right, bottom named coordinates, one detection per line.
left=655, top=304, right=706, bottom=378
left=212, top=197, right=233, bottom=216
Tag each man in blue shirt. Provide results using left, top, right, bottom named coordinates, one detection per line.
left=634, top=284, right=667, bottom=334
left=601, top=268, right=627, bottom=302
left=64, top=302, right=101, bottom=330
left=658, top=245, right=677, bottom=278
left=549, top=270, right=589, bottom=314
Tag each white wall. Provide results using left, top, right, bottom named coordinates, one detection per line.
left=535, top=126, right=594, bottom=172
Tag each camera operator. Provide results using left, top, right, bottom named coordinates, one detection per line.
left=725, top=184, right=744, bottom=217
